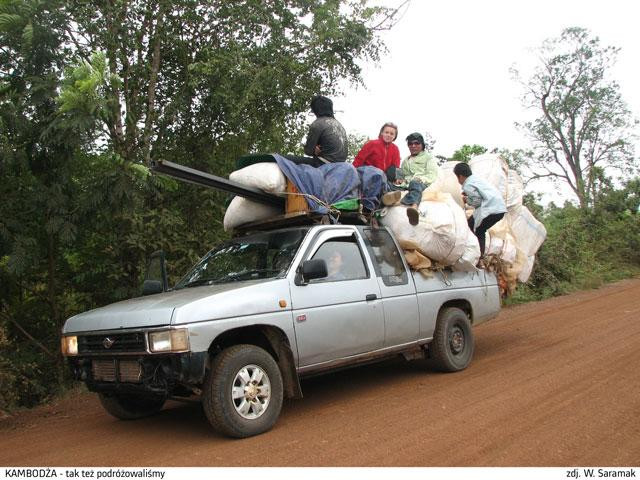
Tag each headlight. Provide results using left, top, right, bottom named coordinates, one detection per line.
left=61, top=336, right=78, bottom=356
left=148, top=329, right=190, bottom=353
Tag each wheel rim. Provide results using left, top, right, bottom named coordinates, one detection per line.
left=231, top=364, right=271, bottom=420
left=449, top=325, right=465, bottom=355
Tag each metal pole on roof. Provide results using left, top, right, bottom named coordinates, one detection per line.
left=150, top=159, right=285, bottom=208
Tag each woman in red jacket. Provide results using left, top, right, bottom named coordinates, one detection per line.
left=353, top=122, right=401, bottom=181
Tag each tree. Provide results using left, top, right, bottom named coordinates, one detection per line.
left=0, top=0, right=85, bottom=406
left=451, top=144, right=487, bottom=163
left=346, top=132, right=369, bottom=161
left=423, top=131, right=436, bottom=152
left=513, top=27, right=638, bottom=209
left=58, top=0, right=400, bottom=170
left=0, top=0, right=406, bottom=409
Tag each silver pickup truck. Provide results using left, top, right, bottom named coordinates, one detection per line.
left=61, top=224, right=501, bottom=438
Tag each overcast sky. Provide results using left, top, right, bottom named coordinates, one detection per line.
left=335, top=0, right=640, bottom=162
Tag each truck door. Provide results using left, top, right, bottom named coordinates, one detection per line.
left=290, top=229, right=384, bottom=368
left=360, top=227, right=420, bottom=347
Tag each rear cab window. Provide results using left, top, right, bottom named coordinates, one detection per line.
left=361, top=228, right=409, bottom=286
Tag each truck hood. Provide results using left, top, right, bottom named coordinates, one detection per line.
left=63, top=279, right=291, bottom=333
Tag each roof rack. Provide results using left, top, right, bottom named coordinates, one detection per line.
left=150, top=158, right=373, bottom=232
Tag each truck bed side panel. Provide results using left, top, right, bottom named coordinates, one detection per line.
left=413, top=270, right=501, bottom=338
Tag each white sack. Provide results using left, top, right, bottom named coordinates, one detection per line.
left=229, top=162, right=287, bottom=195
left=506, top=169, right=524, bottom=211
left=469, top=153, right=509, bottom=203
left=453, top=228, right=481, bottom=272
left=380, top=192, right=470, bottom=266
left=485, top=231, right=517, bottom=265
left=506, top=206, right=547, bottom=257
left=223, top=196, right=282, bottom=232
left=517, top=255, right=536, bottom=283
left=426, top=161, right=463, bottom=208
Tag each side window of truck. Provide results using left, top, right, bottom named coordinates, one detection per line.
left=310, top=238, right=368, bottom=282
left=362, top=229, right=408, bottom=286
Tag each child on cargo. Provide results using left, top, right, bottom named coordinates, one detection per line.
left=353, top=122, right=401, bottom=181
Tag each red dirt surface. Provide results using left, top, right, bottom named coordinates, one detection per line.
left=1, top=278, right=639, bottom=467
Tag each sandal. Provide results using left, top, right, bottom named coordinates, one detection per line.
left=406, top=206, right=420, bottom=225
left=382, top=190, right=402, bottom=206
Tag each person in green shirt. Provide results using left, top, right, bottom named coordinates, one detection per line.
left=383, top=132, right=439, bottom=225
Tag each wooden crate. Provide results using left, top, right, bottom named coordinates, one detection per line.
left=285, top=179, right=309, bottom=213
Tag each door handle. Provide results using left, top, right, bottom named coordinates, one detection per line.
left=366, top=294, right=377, bottom=301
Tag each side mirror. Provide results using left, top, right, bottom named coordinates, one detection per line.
left=142, top=250, right=168, bottom=296
left=297, top=259, right=328, bottom=285
left=142, top=279, right=164, bottom=296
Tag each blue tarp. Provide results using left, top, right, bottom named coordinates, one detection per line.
left=357, top=166, right=388, bottom=211
left=272, top=154, right=387, bottom=214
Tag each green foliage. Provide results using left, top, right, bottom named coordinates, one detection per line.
left=451, top=144, right=487, bottom=163
left=347, top=131, right=369, bottom=161
left=506, top=179, right=640, bottom=304
left=0, top=0, right=398, bottom=411
left=56, top=52, right=122, bottom=138
left=513, top=27, right=638, bottom=208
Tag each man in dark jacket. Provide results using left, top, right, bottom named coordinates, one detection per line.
left=286, top=96, right=348, bottom=167
left=304, top=95, right=348, bottom=163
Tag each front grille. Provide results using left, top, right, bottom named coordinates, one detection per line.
left=78, top=332, right=146, bottom=354
left=92, top=359, right=116, bottom=381
left=119, top=360, right=143, bottom=382
left=92, top=359, right=142, bottom=383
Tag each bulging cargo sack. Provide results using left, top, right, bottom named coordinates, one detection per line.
left=453, top=228, right=481, bottom=272
left=223, top=196, right=281, bottom=232
left=506, top=206, right=547, bottom=257
left=518, top=255, right=536, bottom=283
left=426, top=161, right=464, bottom=208
left=469, top=153, right=509, bottom=203
left=229, top=162, right=287, bottom=195
left=380, top=192, right=472, bottom=266
left=503, top=247, right=527, bottom=293
left=486, top=219, right=517, bottom=265
left=506, top=169, right=524, bottom=212
left=485, top=231, right=517, bottom=265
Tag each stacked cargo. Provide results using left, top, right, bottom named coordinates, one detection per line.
left=223, top=163, right=287, bottom=231
left=223, top=154, right=546, bottom=293
left=470, top=154, right=546, bottom=288
left=380, top=153, right=546, bottom=292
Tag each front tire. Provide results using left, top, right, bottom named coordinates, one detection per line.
left=98, top=393, right=166, bottom=420
left=429, top=307, right=475, bottom=372
left=202, top=344, right=284, bottom=438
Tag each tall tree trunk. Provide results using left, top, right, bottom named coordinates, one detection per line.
left=142, top=3, right=166, bottom=166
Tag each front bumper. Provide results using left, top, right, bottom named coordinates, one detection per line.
left=67, top=352, right=208, bottom=396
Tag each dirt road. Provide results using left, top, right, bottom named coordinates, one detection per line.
left=2, top=278, right=639, bottom=467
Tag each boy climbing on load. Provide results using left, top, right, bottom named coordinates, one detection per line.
left=453, top=162, right=507, bottom=258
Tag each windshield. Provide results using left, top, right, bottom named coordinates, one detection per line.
left=174, top=228, right=309, bottom=289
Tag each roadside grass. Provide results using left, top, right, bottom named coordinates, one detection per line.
left=504, top=265, right=640, bottom=305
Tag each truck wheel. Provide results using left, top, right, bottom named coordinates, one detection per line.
left=98, top=393, right=166, bottom=420
left=202, top=344, right=283, bottom=438
left=429, top=307, right=475, bottom=372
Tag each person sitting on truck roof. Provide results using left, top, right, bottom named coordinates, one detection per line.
left=381, top=132, right=439, bottom=226
left=453, top=162, right=507, bottom=257
left=353, top=122, right=401, bottom=181
left=285, top=96, right=348, bottom=167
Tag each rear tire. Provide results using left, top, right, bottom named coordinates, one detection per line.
left=202, top=344, right=283, bottom=438
left=98, top=393, right=166, bottom=420
left=429, top=307, right=474, bottom=372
